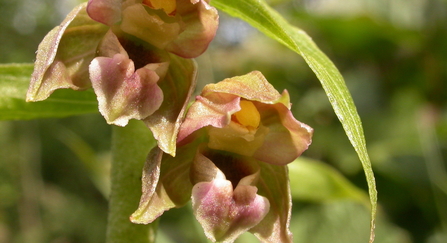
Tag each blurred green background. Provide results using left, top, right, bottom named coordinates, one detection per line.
left=1, top=0, right=446, bottom=242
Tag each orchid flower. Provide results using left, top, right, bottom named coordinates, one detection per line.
left=26, top=1, right=218, bottom=155
left=131, top=71, right=313, bottom=242
left=87, top=0, right=219, bottom=58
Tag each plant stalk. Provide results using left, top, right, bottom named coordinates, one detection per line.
left=106, top=120, right=158, bottom=243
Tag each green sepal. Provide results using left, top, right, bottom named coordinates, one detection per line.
left=27, top=2, right=108, bottom=101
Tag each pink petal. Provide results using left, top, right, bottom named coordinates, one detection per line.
left=87, top=0, right=122, bottom=25
left=177, top=94, right=240, bottom=143
left=89, top=53, right=163, bottom=126
left=95, top=29, right=127, bottom=58
left=166, top=0, right=219, bottom=58
left=120, top=3, right=181, bottom=50
left=192, top=177, right=270, bottom=242
left=202, top=71, right=285, bottom=105
left=253, top=98, right=313, bottom=165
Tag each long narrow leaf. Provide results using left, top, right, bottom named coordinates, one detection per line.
left=289, top=157, right=369, bottom=204
left=0, top=63, right=98, bottom=120
left=211, top=0, right=377, bottom=241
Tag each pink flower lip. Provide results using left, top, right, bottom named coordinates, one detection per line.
left=191, top=150, right=270, bottom=242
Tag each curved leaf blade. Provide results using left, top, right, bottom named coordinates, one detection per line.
left=0, top=64, right=98, bottom=120
left=289, top=157, right=369, bottom=204
left=211, top=0, right=377, bottom=241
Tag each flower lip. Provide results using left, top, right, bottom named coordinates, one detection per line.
left=190, top=148, right=270, bottom=242
left=200, top=150, right=259, bottom=188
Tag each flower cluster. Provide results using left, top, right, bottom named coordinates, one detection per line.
left=26, top=0, right=218, bottom=155
left=130, top=71, right=313, bottom=242
left=27, top=1, right=313, bottom=242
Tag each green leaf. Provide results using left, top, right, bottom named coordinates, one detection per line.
left=56, top=126, right=110, bottom=197
left=291, top=201, right=410, bottom=243
left=0, top=63, right=98, bottom=120
left=211, top=0, right=377, bottom=241
left=289, top=157, right=369, bottom=204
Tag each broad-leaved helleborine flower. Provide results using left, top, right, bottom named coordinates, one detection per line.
left=87, top=0, right=219, bottom=58
left=131, top=71, right=313, bottom=242
left=178, top=71, right=313, bottom=165
left=26, top=0, right=217, bottom=155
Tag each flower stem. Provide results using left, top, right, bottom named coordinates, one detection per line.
left=107, top=120, right=158, bottom=243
